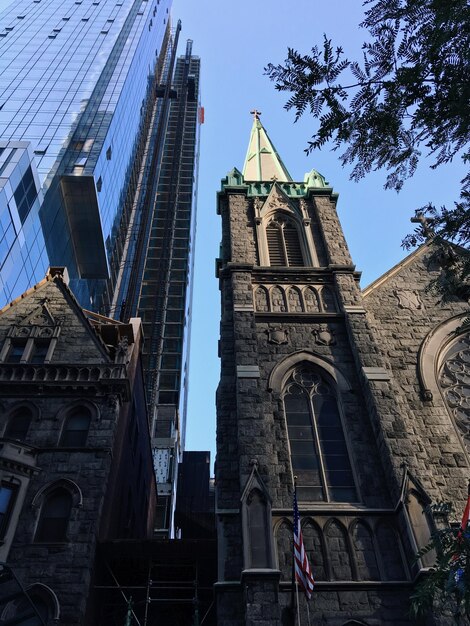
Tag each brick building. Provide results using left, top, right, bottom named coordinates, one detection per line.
left=215, top=114, right=469, bottom=625
left=0, top=268, right=155, bottom=625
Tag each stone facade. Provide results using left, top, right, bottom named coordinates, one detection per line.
left=215, top=156, right=469, bottom=625
left=0, top=269, right=156, bottom=625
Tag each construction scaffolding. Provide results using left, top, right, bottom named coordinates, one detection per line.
left=93, top=539, right=217, bottom=626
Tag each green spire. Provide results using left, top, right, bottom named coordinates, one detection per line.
left=242, top=111, right=292, bottom=182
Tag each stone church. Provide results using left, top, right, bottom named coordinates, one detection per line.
left=215, top=114, right=469, bottom=625
left=0, top=268, right=156, bottom=624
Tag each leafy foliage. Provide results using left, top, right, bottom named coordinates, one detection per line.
left=410, top=515, right=470, bottom=623
left=265, top=0, right=470, bottom=285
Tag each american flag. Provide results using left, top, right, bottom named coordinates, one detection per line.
left=293, top=488, right=314, bottom=599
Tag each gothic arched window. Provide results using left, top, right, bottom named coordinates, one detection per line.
left=60, top=406, right=91, bottom=447
left=5, top=407, right=32, bottom=441
left=35, top=488, right=73, bottom=542
left=283, top=365, right=356, bottom=502
left=266, top=216, right=304, bottom=267
left=438, top=333, right=470, bottom=441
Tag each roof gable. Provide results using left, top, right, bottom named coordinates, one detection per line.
left=0, top=275, right=111, bottom=363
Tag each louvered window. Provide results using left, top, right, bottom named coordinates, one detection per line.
left=266, top=225, right=285, bottom=266
left=283, top=223, right=303, bottom=266
left=266, top=217, right=304, bottom=267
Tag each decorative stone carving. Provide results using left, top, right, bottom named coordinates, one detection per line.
left=267, top=327, right=288, bottom=345
left=395, top=289, right=422, bottom=310
left=439, top=334, right=470, bottom=441
left=20, top=301, right=56, bottom=327
left=303, top=287, right=320, bottom=313
left=313, top=324, right=336, bottom=346
left=263, top=184, right=292, bottom=213
left=287, top=287, right=303, bottom=313
left=116, top=336, right=129, bottom=363
left=270, top=286, right=286, bottom=312
left=254, top=286, right=269, bottom=312
left=108, top=395, right=120, bottom=412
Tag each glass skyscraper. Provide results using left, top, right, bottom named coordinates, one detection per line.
left=0, top=0, right=202, bottom=537
left=0, top=0, right=171, bottom=309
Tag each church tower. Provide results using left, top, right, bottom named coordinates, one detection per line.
left=215, top=113, right=470, bottom=625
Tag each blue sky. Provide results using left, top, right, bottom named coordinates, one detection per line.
left=170, top=0, right=465, bottom=465
left=1, top=0, right=465, bottom=468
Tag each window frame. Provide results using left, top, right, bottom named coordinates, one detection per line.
left=265, top=215, right=305, bottom=268
left=59, top=406, right=92, bottom=447
left=282, top=366, right=359, bottom=504
left=4, top=406, right=33, bottom=441
left=34, top=488, right=73, bottom=543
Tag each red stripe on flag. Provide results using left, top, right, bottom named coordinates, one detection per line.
left=293, top=489, right=315, bottom=599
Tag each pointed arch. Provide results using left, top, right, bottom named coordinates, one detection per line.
left=59, top=404, right=94, bottom=447
left=303, top=287, right=320, bottom=313
left=27, top=583, right=60, bottom=621
left=35, top=487, right=73, bottom=542
left=4, top=405, right=35, bottom=441
left=437, top=330, right=470, bottom=449
left=350, top=520, right=380, bottom=580
left=302, top=518, right=327, bottom=580
left=253, top=183, right=319, bottom=267
left=286, top=286, right=303, bottom=313
left=324, top=519, right=353, bottom=580
left=319, top=286, right=337, bottom=312
left=282, top=364, right=356, bottom=503
left=31, top=478, right=83, bottom=509
left=275, top=518, right=293, bottom=581
left=254, top=285, right=270, bottom=312
left=416, top=312, right=468, bottom=402
left=240, top=463, right=275, bottom=569
left=270, top=285, right=287, bottom=313
left=2, top=582, right=60, bottom=624
left=266, top=218, right=288, bottom=266
left=268, top=351, right=352, bottom=395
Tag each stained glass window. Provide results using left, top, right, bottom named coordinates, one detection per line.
left=283, top=366, right=356, bottom=502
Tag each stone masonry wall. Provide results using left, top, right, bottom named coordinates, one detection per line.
left=215, top=182, right=463, bottom=625
left=363, top=247, right=470, bottom=507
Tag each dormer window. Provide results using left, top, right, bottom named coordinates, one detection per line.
left=6, top=340, right=27, bottom=363
left=0, top=323, right=59, bottom=364
left=30, top=340, right=50, bottom=364
left=266, top=216, right=304, bottom=267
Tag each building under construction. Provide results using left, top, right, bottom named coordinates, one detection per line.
left=114, top=33, right=201, bottom=537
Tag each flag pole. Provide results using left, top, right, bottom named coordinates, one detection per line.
left=305, top=597, right=311, bottom=626
left=293, top=476, right=302, bottom=626
left=295, top=580, right=301, bottom=626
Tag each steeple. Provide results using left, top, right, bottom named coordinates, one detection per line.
left=242, top=111, right=292, bottom=182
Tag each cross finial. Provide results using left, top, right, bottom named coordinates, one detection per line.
left=410, top=210, right=434, bottom=240
left=250, top=109, right=262, bottom=121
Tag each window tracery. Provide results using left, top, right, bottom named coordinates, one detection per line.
left=283, top=365, right=356, bottom=503
left=438, top=333, right=470, bottom=440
